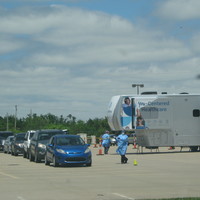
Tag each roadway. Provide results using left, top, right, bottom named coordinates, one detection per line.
left=0, top=146, right=200, bottom=200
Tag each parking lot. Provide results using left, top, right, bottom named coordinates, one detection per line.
left=1, top=145, right=200, bottom=200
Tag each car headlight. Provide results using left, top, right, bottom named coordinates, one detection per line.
left=16, top=143, right=23, bottom=148
left=38, top=143, right=46, bottom=149
left=56, top=148, right=66, bottom=154
left=19, top=143, right=23, bottom=148
left=84, top=148, right=91, bottom=154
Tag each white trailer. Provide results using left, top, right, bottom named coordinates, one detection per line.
left=107, top=94, right=200, bottom=151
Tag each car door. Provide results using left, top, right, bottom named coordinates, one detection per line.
left=30, top=132, right=38, bottom=157
left=46, top=136, right=55, bottom=162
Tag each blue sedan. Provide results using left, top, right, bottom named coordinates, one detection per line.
left=45, top=135, right=92, bottom=167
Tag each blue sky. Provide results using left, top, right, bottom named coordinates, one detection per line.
left=1, top=0, right=200, bottom=121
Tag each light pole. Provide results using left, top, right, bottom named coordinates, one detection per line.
left=132, top=84, right=144, bottom=95
left=14, top=105, right=17, bottom=130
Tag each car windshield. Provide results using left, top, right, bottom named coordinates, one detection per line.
left=16, top=135, right=25, bottom=141
left=38, top=131, right=63, bottom=141
left=57, top=137, right=85, bottom=146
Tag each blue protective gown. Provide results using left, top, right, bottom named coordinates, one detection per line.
left=116, top=134, right=128, bottom=155
left=101, top=133, right=110, bottom=147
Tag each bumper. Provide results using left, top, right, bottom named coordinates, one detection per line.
left=55, top=152, right=92, bottom=165
left=37, top=148, right=46, bottom=160
left=14, top=146, right=24, bottom=154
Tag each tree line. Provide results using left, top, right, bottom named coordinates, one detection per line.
left=0, top=113, right=110, bottom=137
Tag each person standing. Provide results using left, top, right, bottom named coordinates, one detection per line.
left=101, top=131, right=111, bottom=154
left=116, top=130, right=128, bottom=164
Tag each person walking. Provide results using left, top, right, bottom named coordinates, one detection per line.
left=101, top=131, right=111, bottom=154
left=116, top=130, right=128, bottom=164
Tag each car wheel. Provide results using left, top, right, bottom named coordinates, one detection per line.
left=86, top=161, right=92, bottom=167
left=23, top=151, right=26, bottom=158
left=29, top=151, right=34, bottom=162
left=14, top=149, right=18, bottom=156
left=45, top=155, right=50, bottom=166
left=34, top=151, right=40, bottom=163
left=53, top=156, right=58, bottom=167
left=26, top=150, right=29, bottom=159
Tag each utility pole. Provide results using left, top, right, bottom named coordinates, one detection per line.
left=6, top=113, right=9, bottom=131
left=14, top=105, right=17, bottom=130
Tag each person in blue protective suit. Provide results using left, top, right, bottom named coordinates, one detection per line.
left=116, top=130, right=128, bottom=164
left=101, top=131, right=111, bottom=154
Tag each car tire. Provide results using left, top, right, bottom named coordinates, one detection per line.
left=53, top=156, right=58, bottom=167
left=29, top=151, right=34, bottom=162
left=45, top=155, right=50, bottom=166
left=26, top=150, right=29, bottom=159
left=14, top=149, right=18, bottom=156
left=23, top=151, right=26, bottom=158
left=34, top=151, right=40, bottom=163
left=86, top=162, right=92, bottom=167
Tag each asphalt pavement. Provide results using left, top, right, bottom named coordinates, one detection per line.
left=0, top=145, right=200, bottom=200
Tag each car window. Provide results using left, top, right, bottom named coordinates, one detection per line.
left=57, top=137, right=85, bottom=146
left=30, top=132, right=34, bottom=138
left=16, top=135, right=25, bottom=141
left=51, top=137, right=55, bottom=145
left=39, top=134, right=50, bottom=140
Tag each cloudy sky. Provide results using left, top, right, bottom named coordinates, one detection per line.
left=1, top=0, right=200, bottom=121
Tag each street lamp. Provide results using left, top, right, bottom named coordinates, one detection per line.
left=132, top=84, right=144, bottom=95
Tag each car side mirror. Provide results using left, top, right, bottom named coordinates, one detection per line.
left=48, top=144, right=54, bottom=148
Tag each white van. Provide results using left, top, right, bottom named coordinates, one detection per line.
left=23, top=130, right=35, bottom=158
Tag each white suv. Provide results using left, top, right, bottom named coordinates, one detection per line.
left=23, top=130, right=35, bottom=159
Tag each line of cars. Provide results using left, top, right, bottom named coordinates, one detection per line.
left=1, top=129, right=92, bottom=167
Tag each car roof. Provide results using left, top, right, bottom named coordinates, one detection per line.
left=37, top=129, right=63, bottom=133
left=53, top=134, right=79, bottom=138
left=16, top=133, right=26, bottom=136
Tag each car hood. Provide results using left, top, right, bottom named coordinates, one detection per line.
left=56, top=145, right=88, bottom=153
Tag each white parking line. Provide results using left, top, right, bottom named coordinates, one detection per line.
left=0, top=171, right=19, bottom=179
left=112, top=193, right=135, bottom=200
left=17, top=196, right=26, bottom=200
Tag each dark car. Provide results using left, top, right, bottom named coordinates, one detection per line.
left=0, top=131, right=14, bottom=151
left=11, top=133, right=26, bottom=156
left=29, top=129, right=65, bottom=163
left=45, top=135, right=92, bottom=167
left=3, top=136, right=14, bottom=154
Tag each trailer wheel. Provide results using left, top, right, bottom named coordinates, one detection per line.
left=190, top=146, right=198, bottom=152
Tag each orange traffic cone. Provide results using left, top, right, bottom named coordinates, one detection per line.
left=93, top=144, right=98, bottom=148
left=97, top=147, right=104, bottom=155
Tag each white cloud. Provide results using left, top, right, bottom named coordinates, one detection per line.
left=0, top=4, right=200, bottom=120
left=156, top=0, right=200, bottom=20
